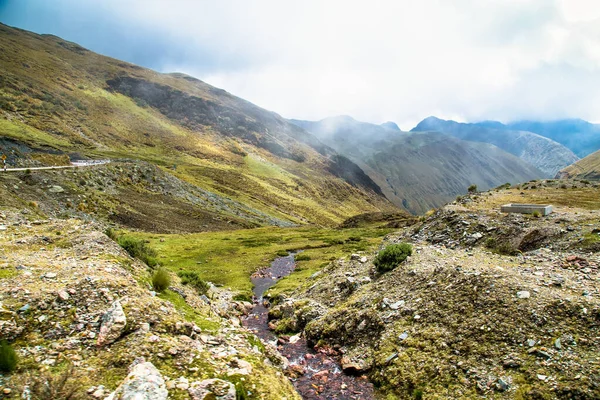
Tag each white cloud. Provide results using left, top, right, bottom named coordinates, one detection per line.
left=85, top=0, right=600, bottom=127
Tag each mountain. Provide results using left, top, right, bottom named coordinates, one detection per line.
left=0, top=23, right=395, bottom=227
left=292, top=116, right=542, bottom=214
left=556, top=149, right=600, bottom=180
left=477, top=119, right=600, bottom=158
left=412, top=116, right=579, bottom=177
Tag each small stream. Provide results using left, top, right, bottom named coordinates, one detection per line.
left=243, top=253, right=376, bottom=400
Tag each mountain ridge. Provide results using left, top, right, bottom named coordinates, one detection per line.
left=412, top=116, right=579, bottom=177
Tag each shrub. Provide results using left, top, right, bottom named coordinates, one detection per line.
left=532, top=211, right=541, bottom=218
left=177, top=270, right=209, bottom=295
left=0, top=340, right=17, bottom=373
left=25, top=362, right=85, bottom=400
left=295, top=254, right=311, bottom=261
left=276, top=250, right=289, bottom=257
left=374, top=243, right=413, bottom=273
left=467, top=184, right=477, bottom=193
left=152, top=268, right=171, bottom=292
left=116, top=236, right=158, bottom=267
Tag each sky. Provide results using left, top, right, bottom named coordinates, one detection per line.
left=1, top=0, right=600, bottom=129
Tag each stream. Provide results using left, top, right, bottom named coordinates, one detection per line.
left=243, top=253, right=376, bottom=399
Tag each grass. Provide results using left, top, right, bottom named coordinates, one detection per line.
left=157, top=290, right=219, bottom=331
left=132, top=225, right=394, bottom=298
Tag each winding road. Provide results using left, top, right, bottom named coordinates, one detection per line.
left=0, top=159, right=110, bottom=172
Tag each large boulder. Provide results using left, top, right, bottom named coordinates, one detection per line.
left=105, top=361, right=168, bottom=400
left=97, top=300, right=127, bottom=346
left=188, top=379, right=236, bottom=400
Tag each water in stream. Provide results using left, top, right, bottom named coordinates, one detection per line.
left=243, top=253, right=376, bottom=400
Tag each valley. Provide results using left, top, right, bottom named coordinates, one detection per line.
left=1, top=19, right=600, bottom=400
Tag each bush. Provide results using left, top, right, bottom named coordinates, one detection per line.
left=532, top=211, right=541, bottom=218
left=25, top=362, right=85, bottom=400
left=295, top=254, right=311, bottom=261
left=467, top=184, right=477, bottom=193
left=152, top=268, right=171, bottom=292
left=0, top=340, right=17, bottom=373
left=116, top=236, right=158, bottom=267
left=374, top=243, right=413, bottom=273
left=177, top=270, right=209, bottom=295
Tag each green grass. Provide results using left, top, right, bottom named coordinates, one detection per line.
left=132, top=225, right=394, bottom=298
left=157, top=290, right=219, bottom=331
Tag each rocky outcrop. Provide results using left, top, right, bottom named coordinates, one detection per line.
left=188, top=379, right=236, bottom=400
left=105, top=360, right=168, bottom=400
left=97, top=300, right=127, bottom=347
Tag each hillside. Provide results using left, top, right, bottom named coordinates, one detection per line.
left=0, top=23, right=394, bottom=228
left=412, top=117, right=579, bottom=177
left=264, top=180, right=600, bottom=399
left=293, top=116, right=542, bottom=214
left=477, top=119, right=600, bottom=158
left=557, top=149, right=600, bottom=180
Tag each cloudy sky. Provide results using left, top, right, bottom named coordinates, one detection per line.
left=1, top=0, right=599, bottom=128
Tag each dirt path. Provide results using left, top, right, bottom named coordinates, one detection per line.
left=0, top=160, right=109, bottom=172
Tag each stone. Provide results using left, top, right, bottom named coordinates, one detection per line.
left=526, top=339, right=536, bottom=347
left=18, top=304, right=31, bottom=313
left=350, top=254, right=361, bottom=260
left=188, top=379, right=236, bottom=400
left=105, top=361, right=168, bottom=400
left=471, top=232, right=483, bottom=240
left=389, top=300, right=405, bottom=310
left=289, top=334, right=301, bottom=344
left=359, top=256, right=368, bottom=263
left=57, top=290, right=70, bottom=301
left=48, top=185, right=65, bottom=193
left=496, top=378, right=510, bottom=392
left=554, top=338, right=562, bottom=350
left=97, top=300, right=127, bottom=347
left=516, top=291, right=531, bottom=299
left=44, top=272, right=57, bottom=279
left=398, top=332, right=409, bottom=341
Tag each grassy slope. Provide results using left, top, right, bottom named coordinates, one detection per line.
left=557, top=149, right=600, bottom=181
left=0, top=23, right=394, bottom=227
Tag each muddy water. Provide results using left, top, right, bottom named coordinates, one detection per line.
left=243, top=254, right=376, bottom=400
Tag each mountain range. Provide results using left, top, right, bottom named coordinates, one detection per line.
left=411, top=116, right=579, bottom=177
left=292, top=116, right=542, bottom=214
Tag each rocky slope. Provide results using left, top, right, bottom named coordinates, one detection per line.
left=0, top=23, right=394, bottom=227
left=265, top=180, right=600, bottom=399
left=412, top=117, right=579, bottom=177
left=557, top=149, right=600, bottom=181
left=0, top=208, right=299, bottom=399
left=293, top=116, right=542, bottom=214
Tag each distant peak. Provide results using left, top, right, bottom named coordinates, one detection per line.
left=380, top=121, right=400, bottom=131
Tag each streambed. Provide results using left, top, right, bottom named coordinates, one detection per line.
left=243, top=253, right=376, bottom=399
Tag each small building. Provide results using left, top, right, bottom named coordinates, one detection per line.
left=501, top=204, right=553, bottom=216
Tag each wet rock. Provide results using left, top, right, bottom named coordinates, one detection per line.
left=97, top=300, right=127, bottom=346
left=188, top=379, right=236, bottom=400
left=289, top=334, right=301, bottom=344
left=105, top=361, right=168, bottom=400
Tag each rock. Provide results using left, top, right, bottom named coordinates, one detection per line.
left=554, top=338, right=562, bottom=350
left=44, top=272, right=57, bottom=279
left=97, top=300, right=127, bottom=347
left=188, top=379, right=236, bottom=400
left=516, top=291, right=531, bottom=299
left=537, top=374, right=547, bottom=381
left=389, top=300, right=405, bottom=310
left=471, top=232, right=483, bottom=240
left=359, top=256, right=368, bottom=263
left=289, top=334, right=301, bottom=344
left=340, top=356, right=368, bottom=374
left=48, top=185, right=65, bottom=193
left=496, top=378, right=510, bottom=392
left=526, top=339, right=536, bottom=347
left=18, top=304, right=31, bottom=313
left=105, top=361, right=168, bottom=400
left=398, top=332, right=409, bottom=341
left=350, top=254, right=361, bottom=260
left=385, top=353, right=398, bottom=363
left=561, top=334, right=576, bottom=345
left=57, top=290, right=70, bottom=301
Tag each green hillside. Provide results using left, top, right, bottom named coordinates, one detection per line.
left=0, top=23, right=394, bottom=227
